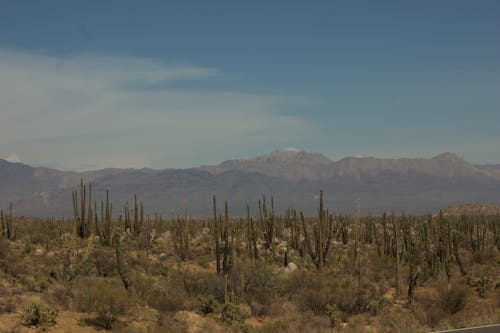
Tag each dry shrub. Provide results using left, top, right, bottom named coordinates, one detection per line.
left=381, top=312, right=426, bottom=333
left=43, top=283, right=73, bottom=309
left=89, top=247, right=116, bottom=277
left=420, top=305, right=447, bottom=328
left=439, top=284, right=468, bottom=314
left=0, top=296, right=18, bottom=313
left=239, top=261, right=282, bottom=316
left=182, top=271, right=225, bottom=302
left=75, top=277, right=130, bottom=329
left=155, top=313, right=188, bottom=333
left=21, top=303, right=59, bottom=327
left=148, top=275, right=188, bottom=313
left=260, top=314, right=331, bottom=333
left=0, top=237, right=10, bottom=259
left=293, top=271, right=374, bottom=315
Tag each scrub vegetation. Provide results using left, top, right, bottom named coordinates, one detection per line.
left=0, top=182, right=499, bottom=332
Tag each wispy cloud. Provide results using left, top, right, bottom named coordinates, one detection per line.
left=0, top=49, right=312, bottom=170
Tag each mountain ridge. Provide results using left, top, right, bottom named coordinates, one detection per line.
left=1, top=150, right=500, bottom=217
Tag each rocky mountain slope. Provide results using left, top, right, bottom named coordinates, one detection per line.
left=1, top=150, right=499, bottom=216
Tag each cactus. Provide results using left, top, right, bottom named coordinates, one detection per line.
left=101, top=190, right=113, bottom=245
left=452, top=230, right=466, bottom=276
left=259, top=195, right=275, bottom=257
left=405, top=225, right=421, bottom=305
left=112, top=227, right=129, bottom=290
left=72, top=179, right=93, bottom=238
left=222, top=200, right=232, bottom=275
left=301, top=190, right=334, bottom=271
left=171, top=215, right=191, bottom=261
left=1, top=203, right=16, bottom=240
left=392, top=213, right=401, bottom=297
left=124, top=202, right=131, bottom=232
left=213, top=194, right=221, bottom=274
left=0, top=208, right=4, bottom=238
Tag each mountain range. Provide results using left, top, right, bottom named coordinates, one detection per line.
left=1, top=150, right=500, bottom=217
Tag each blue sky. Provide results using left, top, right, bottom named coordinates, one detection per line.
left=0, top=1, right=499, bottom=169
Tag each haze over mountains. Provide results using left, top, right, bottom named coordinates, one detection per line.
left=1, top=150, right=500, bottom=217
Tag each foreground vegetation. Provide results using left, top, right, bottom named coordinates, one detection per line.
left=0, top=183, right=499, bottom=332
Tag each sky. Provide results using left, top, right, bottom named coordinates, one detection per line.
left=0, top=1, right=499, bottom=170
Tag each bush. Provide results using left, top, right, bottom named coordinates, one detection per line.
left=43, top=283, right=73, bottom=309
left=325, top=304, right=343, bottom=328
left=21, top=303, right=58, bottom=327
left=0, top=297, right=17, bottom=314
left=182, top=271, right=225, bottom=302
left=76, top=278, right=129, bottom=329
left=198, top=294, right=219, bottom=314
left=439, top=284, right=467, bottom=314
left=221, top=300, right=249, bottom=332
left=148, top=276, right=187, bottom=313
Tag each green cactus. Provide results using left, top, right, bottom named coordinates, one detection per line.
left=301, top=190, right=334, bottom=271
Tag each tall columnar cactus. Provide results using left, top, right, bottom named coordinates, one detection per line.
left=213, top=194, right=221, bottom=274
left=494, top=214, right=499, bottom=250
left=0, top=209, right=4, bottom=238
left=258, top=195, right=275, bottom=257
left=301, top=190, right=334, bottom=271
left=452, top=230, right=466, bottom=276
left=248, top=205, right=259, bottom=260
left=130, top=194, right=144, bottom=236
left=124, top=202, right=131, bottom=232
left=112, top=227, right=129, bottom=290
left=222, top=200, right=232, bottom=275
left=405, top=225, right=421, bottom=305
left=392, top=213, right=402, bottom=297
left=100, top=190, right=113, bottom=245
left=72, top=179, right=93, bottom=238
left=171, top=215, right=191, bottom=261
left=1, top=203, right=16, bottom=240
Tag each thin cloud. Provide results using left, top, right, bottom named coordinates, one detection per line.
left=0, top=49, right=312, bottom=170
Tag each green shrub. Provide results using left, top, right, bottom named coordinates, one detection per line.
left=148, top=276, right=188, bottom=313
left=198, top=294, right=219, bottom=314
left=21, top=303, right=58, bottom=327
left=76, top=278, right=129, bottom=329
left=325, top=304, right=343, bottom=328
left=221, top=300, right=249, bottom=332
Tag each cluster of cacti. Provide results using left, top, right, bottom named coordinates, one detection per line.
left=1, top=202, right=15, bottom=240
left=258, top=195, right=275, bottom=257
left=171, top=215, right=191, bottom=261
left=211, top=195, right=235, bottom=275
left=71, top=179, right=94, bottom=238
left=60, top=179, right=500, bottom=306
left=301, top=191, right=334, bottom=271
left=123, top=194, right=144, bottom=235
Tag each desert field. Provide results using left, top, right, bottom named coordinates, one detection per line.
left=0, top=187, right=499, bottom=333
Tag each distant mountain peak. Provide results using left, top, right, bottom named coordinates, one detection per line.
left=248, top=149, right=332, bottom=164
left=432, top=152, right=462, bottom=162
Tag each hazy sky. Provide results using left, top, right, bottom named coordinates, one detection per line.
left=1, top=1, right=499, bottom=170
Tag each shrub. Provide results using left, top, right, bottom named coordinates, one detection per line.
left=156, top=313, right=188, bottom=333
left=439, top=284, right=467, bottom=314
left=76, top=278, right=129, bottom=329
left=221, top=300, right=249, bottom=332
left=0, top=297, right=17, bottom=314
left=21, top=303, right=58, bottom=327
left=198, top=294, right=219, bottom=314
left=325, top=304, right=343, bottom=328
left=43, top=283, right=73, bottom=310
left=369, top=295, right=392, bottom=316
left=182, top=271, right=225, bottom=302
left=148, top=276, right=188, bottom=313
